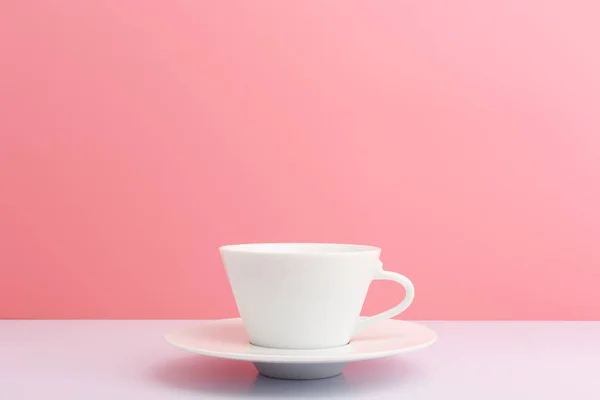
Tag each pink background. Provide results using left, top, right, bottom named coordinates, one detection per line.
left=1, top=1, right=599, bottom=320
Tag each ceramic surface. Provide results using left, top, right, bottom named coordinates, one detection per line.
left=164, top=318, right=436, bottom=379
left=220, top=243, right=415, bottom=349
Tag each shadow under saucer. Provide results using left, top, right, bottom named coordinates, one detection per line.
left=148, top=355, right=422, bottom=398
left=253, top=361, right=347, bottom=380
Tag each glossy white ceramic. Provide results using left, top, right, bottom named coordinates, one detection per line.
left=220, top=243, right=415, bottom=349
left=164, top=318, right=436, bottom=379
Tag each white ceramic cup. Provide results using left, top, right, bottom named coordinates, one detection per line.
left=220, top=243, right=415, bottom=350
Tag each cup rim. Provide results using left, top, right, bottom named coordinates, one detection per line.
left=219, top=242, right=381, bottom=256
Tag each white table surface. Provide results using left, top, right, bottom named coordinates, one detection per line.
left=1, top=320, right=599, bottom=399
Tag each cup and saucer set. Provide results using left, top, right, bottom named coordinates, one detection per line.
left=164, top=243, right=437, bottom=380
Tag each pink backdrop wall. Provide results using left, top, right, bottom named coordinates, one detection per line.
left=1, top=1, right=599, bottom=320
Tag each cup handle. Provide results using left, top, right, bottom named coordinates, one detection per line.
left=353, top=261, right=415, bottom=336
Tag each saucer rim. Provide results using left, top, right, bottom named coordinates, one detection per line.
left=164, top=318, right=437, bottom=364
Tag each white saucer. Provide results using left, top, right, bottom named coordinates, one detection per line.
left=164, top=318, right=437, bottom=380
